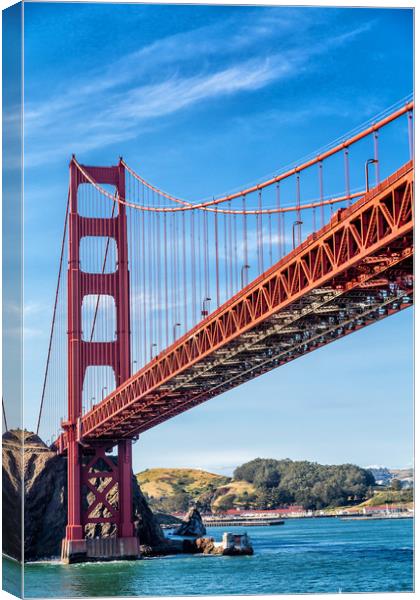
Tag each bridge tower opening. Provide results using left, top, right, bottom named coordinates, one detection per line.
left=61, top=159, right=140, bottom=563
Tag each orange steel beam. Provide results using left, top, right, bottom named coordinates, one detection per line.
left=56, top=161, right=413, bottom=451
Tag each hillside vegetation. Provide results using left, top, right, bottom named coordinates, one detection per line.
left=232, top=458, right=375, bottom=510
left=137, top=458, right=378, bottom=513
left=136, top=468, right=230, bottom=513
left=358, top=489, right=413, bottom=507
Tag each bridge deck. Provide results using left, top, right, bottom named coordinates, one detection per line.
left=57, top=161, right=413, bottom=451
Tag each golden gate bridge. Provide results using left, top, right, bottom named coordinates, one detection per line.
left=33, top=99, right=413, bottom=562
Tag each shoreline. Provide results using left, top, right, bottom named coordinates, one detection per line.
left=4, top=515, right=413, bottom=567
left=160, top=513, right=414, bottom=530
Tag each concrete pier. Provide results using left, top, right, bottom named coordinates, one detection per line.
left=61, top=537, right=141, bottom=564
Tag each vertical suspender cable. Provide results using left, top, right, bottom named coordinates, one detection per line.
left=153, top=190, right=157, bottom=352
left=164, top=211, right=169, bottom=348
left=318, top=162, right=325, bottom=225
left=258, top=190, right=263, bottom=273
left=204, top=209, right=209, bottom=301
left=172, top=212, right=177, bottom=337
left=374, top=131, right=380, bottom=185
left=242, top=195, right=248, bottom=284
left=344, top=149, right=351, bottom=207
left=408, top=111, right=414, bottom=160
left=276, top=183, right=282, bottom=259
left=190, top=211, right=197, bottom=325
left=198, top=211, right=203, bottom=314
left=141, top=190, right=147, bottom=363
left=176, top=213, right=181, bottom=326
left=223, top=210, right=228, bottom=301
left=153, top=191, right=159, bottom=350
left=255, top=213, right=260, bottom=273
left=182, top=210, right=187, bottom=333
left=233, top=210, right=238, bottom=291
left=155, top=192, right=159, bottom=350
left=296, top=173, right=302, bottom=246
left=228, top=201, right=233, bottom=296
left=147, top=188, right=153, bottom=357
left=214, top=210, right=220, bottom=307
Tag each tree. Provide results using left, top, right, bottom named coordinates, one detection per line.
left=391, top=478, right=402, bottom=491
left=254, top=465, right=280, bottom=489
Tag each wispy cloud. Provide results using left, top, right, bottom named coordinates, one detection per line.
left=24, top=58, right=294, bottom=167
left=24, top=12, right=372, bottom=167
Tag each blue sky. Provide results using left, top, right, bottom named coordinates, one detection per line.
left=19, top=3, right=413, bottom=473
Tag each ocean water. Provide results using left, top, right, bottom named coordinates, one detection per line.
left=4, top=518, right=413, bottom=598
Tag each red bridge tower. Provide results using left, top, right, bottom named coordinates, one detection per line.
left=61, top=159, right=140, bottom=563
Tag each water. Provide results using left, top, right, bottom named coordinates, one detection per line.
left=4, top=518, right=413, bottom=597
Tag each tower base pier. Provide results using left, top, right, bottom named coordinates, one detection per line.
left=61, top=537, right=141, bottom=564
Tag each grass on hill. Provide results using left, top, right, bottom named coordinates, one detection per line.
left=136, top=468, right=231, bottom=512
left=322, top=489, right=413, bottom=515
left=357, top=489, right=413, bottom=507
left=211, top=480, right=256, bottom=510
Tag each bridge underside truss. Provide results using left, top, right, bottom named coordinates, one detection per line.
left=57, top=161, right=413, bottom=450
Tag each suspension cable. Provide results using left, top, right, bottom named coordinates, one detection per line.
left=118, top=100, right=413, bottom=212
left=76, top=159, right=365, bottom=215
left=36, top=191, right=70, bottom=435
left=72, top=101, right=412, bottom=216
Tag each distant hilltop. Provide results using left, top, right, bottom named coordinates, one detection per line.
left=367, top=466, right=413, bottom=487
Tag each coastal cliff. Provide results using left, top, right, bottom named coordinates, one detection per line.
left=2, top=430, right=168, bottom=561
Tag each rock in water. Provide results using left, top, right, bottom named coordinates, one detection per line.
left=174, top=507, right=206, bottom=537
left=184, top=534, right=253, bottom=556
left=2, top=430, right=167, bottom=560
left=194, top=537, right=223, bottom=555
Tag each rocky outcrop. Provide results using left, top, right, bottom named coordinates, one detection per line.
left=2, top=430, right=168, bottom=561
left=23, top=432, right=68, bottom=560
left=195, top=537, right=223, bottom=555
left=183, top=533, right=253, bottom=556
left=174, top=507, right=206, bottom=537
left=2, top=431, right=24, bottom=559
